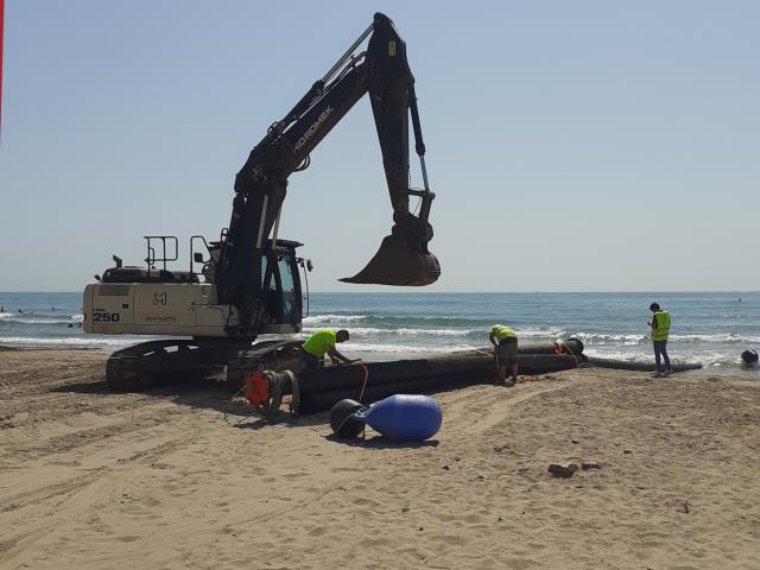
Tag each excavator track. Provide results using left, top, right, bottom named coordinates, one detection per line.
left=106, top=339, right=303, bottom=393
left=106, top=340, right=227, bottom=392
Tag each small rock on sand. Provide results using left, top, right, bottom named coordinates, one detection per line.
left=548, top=462, right=579, bottom=478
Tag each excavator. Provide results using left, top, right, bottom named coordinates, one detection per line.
left=82, top=13, right=439, bottom=391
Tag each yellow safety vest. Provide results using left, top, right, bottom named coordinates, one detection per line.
left=651, top=311, right=671, bottom=341
left=303, top=329, right=337, bottom=357
left=491, top=325, right=517, bottom=342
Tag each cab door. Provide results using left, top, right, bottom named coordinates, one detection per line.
left=277, top=252, right=301, bottom=325
left=260, top=249, right=302, bottom=327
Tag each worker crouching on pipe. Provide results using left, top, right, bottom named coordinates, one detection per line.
left=489, top=324, right=519, bottom=387
left=300, top=328, right=354, bottom=371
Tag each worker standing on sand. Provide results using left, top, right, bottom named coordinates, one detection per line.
left=489, top=324, right=519, bottom=387
left=300, top=329, right=354, bottom=371
left=648, top=302, right=673, bottom=377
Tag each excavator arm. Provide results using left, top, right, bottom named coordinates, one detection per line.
left=216, top=13, right=439, bottom=329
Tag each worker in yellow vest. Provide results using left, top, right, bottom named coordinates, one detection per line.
left=300, top=328, right=354, bottom=371
left=648, top=303, right=672, bottom=377
left=489, top=324, right=519, bottom=386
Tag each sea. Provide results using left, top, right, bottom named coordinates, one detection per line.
left=1, top=291, right=758, bottom=377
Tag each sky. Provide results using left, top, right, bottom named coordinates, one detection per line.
left=1, top=0, right=758, bottom=293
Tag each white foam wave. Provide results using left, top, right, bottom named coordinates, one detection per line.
left=8, top=318, right=74, bottom=325
left=576, top=333, right=647, bottom=345
left=574, top=331, right=760, bottom=346
left=517, top=328, right=567, bottom=339
left=347, top=342, right=480, bottom=354
left=583, top=348, right=653, bottom=363
left=303, top=314, right=468, bottom=324
left=669, top=333, right=760, bottom=344
left=303, top=314, right=367, bottom=324
left=0, top=315, right=84, bottom=325
left=584, top=347, right=755, bottom=370
left=0, top=336, right=132, bottom=348
left=302, top=326, right=479, bottom=337
left=301, top=325, right=569, bottom=340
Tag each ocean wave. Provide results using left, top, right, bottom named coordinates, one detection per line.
left=570, top=331, right=760, bottom=346
left=669, top=333, right=760, bottom=344
left=584, top=347, right=757, bottom=371
left=302, top=313, right=760, bottom=347
left=517, top=328, right=568, bottom=339
left=303, top=314, right=368, bottom=324
left=346, top=342, right=481, bottom=355
left=0, top=315, right=83, bottom=325
left=303, top=313, right=488, bottom=327
left=575, top=333, right=648, bottom=345
left=0, top=336, right=133, bottom=348
left=583, top=348, right=653, bottom=362
left=302, top=323, right=568, bottom=339
left=302, top=326, right=479, bottom=338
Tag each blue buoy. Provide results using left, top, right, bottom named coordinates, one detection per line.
left=329, top=395, right=443, bottom=442
left=358, top=394, right=442, bottom=442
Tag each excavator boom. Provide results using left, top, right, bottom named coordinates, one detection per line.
left=340, top=14, right=438, bottom=286
left=84, top=13, right=439, bottom=347
left=219, top=13, right=439, bottom=319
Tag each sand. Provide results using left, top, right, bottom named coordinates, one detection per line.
left=1, top=348, right=759, bottom=569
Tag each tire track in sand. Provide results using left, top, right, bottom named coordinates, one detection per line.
left=441, top=380, right=572, bottom=441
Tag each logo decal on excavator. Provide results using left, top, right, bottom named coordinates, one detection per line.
left=293, top=106, right=334, bottom=152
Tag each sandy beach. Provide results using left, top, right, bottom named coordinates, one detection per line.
left=1, top=348, right=759, bottom=569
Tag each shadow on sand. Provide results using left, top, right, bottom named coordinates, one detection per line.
left=324, top=432, right=440, bottom=450
left=52, top=373, right=330, bottom=428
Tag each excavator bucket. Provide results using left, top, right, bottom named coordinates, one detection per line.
left=340, top=233, right=440, bottom=286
